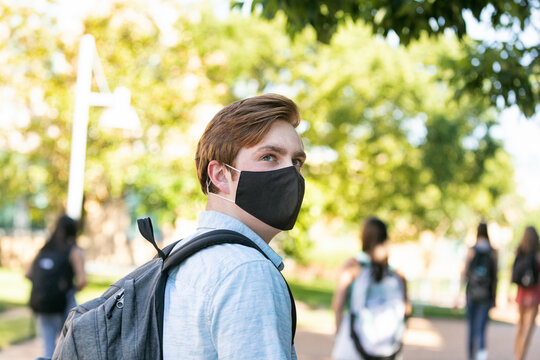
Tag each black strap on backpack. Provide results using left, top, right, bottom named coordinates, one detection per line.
left=137, top=217, right=165, bottom=260
left=137, top=218, right=297, bottom=357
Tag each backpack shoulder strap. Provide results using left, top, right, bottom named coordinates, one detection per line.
left=162, top=229, right=268, bottom=271
left=161, top=228, right=297, bottom=345
left=160, top=240, right=181, bottom=258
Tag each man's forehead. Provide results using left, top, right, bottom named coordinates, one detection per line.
left=237, top=120, right=306, bottom=159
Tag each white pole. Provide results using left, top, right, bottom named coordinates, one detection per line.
left=66, top=35, right=95, bottom=220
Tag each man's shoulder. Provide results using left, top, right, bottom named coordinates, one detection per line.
left=168, top=239, right=278, bottom=291
left=197, top=241, right=270, bottom=268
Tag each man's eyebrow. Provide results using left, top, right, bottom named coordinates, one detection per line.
left=257, top=145, right=287, bottom=155
left=257, top=145, right=306, bottom=159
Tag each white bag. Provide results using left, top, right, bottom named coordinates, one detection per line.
left=332, top=266, right=405, bottom=360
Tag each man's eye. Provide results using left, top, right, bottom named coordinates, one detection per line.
left=292, top=159, right=304, bottom=168
left=262, top=154, right=275, bottom=162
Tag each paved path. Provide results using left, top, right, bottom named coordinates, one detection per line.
left=0, top=337, right=40, bottom=360
left=296, top=317, right=540, bottom=360
left=2, top=317, right=540, bottom=359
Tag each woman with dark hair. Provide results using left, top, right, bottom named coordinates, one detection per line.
left=513, top=226, right=540, bottom=360
left=331, top=217, right=409, bottom=360
left=26, top=215, right=87, bottom=358
left=462, top=222, right=498, bottom=360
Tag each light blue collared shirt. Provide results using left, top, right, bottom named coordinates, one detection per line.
left=163, top=211, right=297, bottom=359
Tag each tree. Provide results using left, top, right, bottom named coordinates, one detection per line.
left=0, top=0, right=515, bottom=261
left=0, top=1, right=294, bottom=229
left=241, top=0, right=540, bottom=117
left=287, top=24, right=513, bottom=243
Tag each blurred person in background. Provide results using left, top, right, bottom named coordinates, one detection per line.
left=332, top=216, right=409, bottom=360
left=462, top=222, right=498, bottom=360
left=26, top=215, right=87, bottom=358
left=512, top=226, right=540, bottom=360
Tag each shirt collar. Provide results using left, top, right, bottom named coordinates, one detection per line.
left=197, top=210, right=284, bottom=271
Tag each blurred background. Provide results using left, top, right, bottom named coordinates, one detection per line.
left=0, top=0, right=539, bottom=358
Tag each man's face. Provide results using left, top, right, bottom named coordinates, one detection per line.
left=233, top=120, right=306, bottom=175
left=208, top=119, right=306, bottom=239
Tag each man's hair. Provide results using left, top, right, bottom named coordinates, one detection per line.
left=195, top=93, right=300, bottom=194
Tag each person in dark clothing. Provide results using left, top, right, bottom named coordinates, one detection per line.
left=462, top=222, right=498, bottom=360
left=26, top=215, right=87, bottom=358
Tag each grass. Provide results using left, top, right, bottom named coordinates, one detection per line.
left=0, top=316, right=36, bottom=350
left=0, top=267, right=117, bottom=350
left=412, top=304, right=466, bottom=319
left=0, top=267, right=120, bottom=307
left=0, top=268, right=32, bottom=307
left=75, top=274, right=120, bottom=304
left=288, top=277, right=335, bottom=309
left=0, top=301, right=18, bottom=313
left=287, top=275, right=468, bottom=325
left=0, top=267, right=469, bottom=349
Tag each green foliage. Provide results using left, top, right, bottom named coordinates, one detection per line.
left=289, top=24, right=513, bottom=238
left=244, top=0, right=540, bottom=117
left=245, top=0, right=534, bottom=44
left=0, top=1, right=516, bottom=260
left=0, top=1, right=294, bottom=228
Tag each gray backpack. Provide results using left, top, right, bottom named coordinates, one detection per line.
left=52, top=218, right=296, bottom=360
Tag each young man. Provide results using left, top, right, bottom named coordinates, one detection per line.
left=163, top=94, right=306, bottom=359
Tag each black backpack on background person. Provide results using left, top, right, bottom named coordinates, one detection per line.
left=52, top=217, right=296, bottom=360
left=29, top=245, right=74, bottom=314
left=512, top=253, right=539, bottom=288
left=466, top=247, right=496, bottom=302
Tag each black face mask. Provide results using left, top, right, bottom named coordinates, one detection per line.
left=211, top=165, right=305, bottom=230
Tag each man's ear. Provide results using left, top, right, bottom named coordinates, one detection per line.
left=207, top=160, right=231, bottom=194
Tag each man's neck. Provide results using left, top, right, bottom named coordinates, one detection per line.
left=205, top=196, right=279, bottom=244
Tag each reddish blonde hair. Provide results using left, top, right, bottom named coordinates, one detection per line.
left=195, top=94, right=300, bottom=194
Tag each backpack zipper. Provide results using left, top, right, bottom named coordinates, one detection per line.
left=106, top=290, right=125, bottom=319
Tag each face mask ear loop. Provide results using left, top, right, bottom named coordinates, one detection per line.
left=224, top=163, right=241, bottom=173
left=206, top=179, right=235, bottom=204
